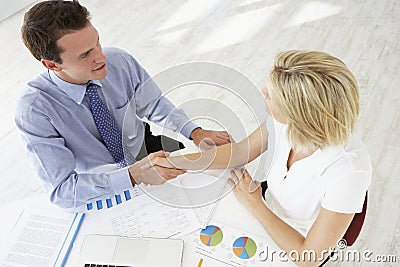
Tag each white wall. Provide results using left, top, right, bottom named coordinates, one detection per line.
left=0, top=0, right=37, bottom=22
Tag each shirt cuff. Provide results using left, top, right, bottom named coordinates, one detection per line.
left=107, top=168, right=133, bottom=193
left=181, top=121, right=201, bottom=139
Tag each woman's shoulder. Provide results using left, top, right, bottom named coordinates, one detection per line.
left=322, top=135, right=372, bottom=185
left=343, top=135, right=372, bottom=173
left=320, top=135, right=372, bottom=213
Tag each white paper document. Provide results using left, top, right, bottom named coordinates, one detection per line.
left=109, top=189, right=202, bottom=238
left=74, top=183, right=204, bottom=251
left=1, top=208, right=84, bottom=267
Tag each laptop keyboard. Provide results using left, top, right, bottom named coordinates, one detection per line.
left=84, top=264, right=132, bottom=267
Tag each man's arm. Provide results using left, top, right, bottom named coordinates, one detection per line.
left=15, top=104, right=184, bottom=209
left=15, top=108, right=132, bottom=209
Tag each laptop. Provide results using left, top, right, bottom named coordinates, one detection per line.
left=80, top=234, right=184, bottom=267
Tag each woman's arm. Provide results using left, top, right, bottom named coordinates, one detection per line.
left=150, top=122, right=269, bottom=170
left=231, top=170, right=354, bottom=267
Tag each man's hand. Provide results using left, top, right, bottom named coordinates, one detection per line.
left=128, top=151, right=186, bottom=186
left=190, top=128, right=233, bottom=149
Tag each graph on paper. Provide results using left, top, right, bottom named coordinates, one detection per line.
left=232, top=236, right=257, bottom=259
left=185, top=220, right=270, bottom=267
left=200, top=225, right=223, bottom=247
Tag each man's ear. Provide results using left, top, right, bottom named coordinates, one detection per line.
left=41, top=59, right=62, bottom=71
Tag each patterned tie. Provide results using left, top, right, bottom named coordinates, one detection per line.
left=86, top=83, right=127, bottom=168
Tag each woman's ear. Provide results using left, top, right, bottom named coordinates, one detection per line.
left=41, top=59, right=62, bottom=71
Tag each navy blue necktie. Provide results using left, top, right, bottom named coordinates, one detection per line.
left=86, top=83, right=127, bottom=168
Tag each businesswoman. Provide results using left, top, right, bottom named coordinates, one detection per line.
left=148, top=50, right=372, bottom=266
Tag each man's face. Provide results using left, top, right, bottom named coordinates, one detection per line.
left=54, top=22, right=107, bottom=84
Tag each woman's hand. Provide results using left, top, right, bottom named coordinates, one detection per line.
left=229, top=169, right=264, bottom=213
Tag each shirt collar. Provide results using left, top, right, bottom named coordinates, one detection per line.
left=49, top=70, right=102, bottom=104
left=274, top=116, right=346, bottom=176
left=310, top=144, right=345, bottom=176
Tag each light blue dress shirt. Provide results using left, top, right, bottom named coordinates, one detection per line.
left=14, top=47, right=198, bottom=209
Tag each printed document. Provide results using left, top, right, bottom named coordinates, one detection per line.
left=1, top=208, right=84, bottom=267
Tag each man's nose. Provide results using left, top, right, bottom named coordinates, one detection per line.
left=93, top=46, right=106, bottom=63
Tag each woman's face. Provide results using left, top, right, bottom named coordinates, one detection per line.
left=262, top=87, right=287, bottom=124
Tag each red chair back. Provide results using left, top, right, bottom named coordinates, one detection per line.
left=342, top=192, right=368, bottom=246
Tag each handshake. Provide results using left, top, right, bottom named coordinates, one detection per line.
left=127, top=150, right=184, bottom=186
left=128, top=128, right=233, bottom=186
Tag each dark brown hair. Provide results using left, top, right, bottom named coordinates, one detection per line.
left=21, top=0, right=90, bottom=63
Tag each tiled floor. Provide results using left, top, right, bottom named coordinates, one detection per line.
left=0, top=0, right=399, bottom=265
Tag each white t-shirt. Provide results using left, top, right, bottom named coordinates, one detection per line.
left=263, top=117, right=372, bottom=235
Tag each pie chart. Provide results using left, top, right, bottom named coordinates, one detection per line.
left=200, top=225, right=223, bottom=247
left=232, top=236, right=257, bottom=259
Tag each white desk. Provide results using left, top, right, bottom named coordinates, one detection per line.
left=0, top=175, right=295, bottom=267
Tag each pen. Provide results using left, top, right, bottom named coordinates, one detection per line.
left=202, top=179, right=228, bottom=229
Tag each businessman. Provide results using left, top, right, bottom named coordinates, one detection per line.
left=15, top=0, right=231, bottom=209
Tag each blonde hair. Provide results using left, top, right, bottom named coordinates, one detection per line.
left=269, top=50, right=359, bottom=150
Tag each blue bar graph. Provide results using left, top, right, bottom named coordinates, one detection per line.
left=115, top=194, right=122, bottom=204
left=96, top=200, right=103, bottom=210
left=124, top=190, right=131, bottom=201
left=106, top=198, right=112, bottom=208
left=87, top=190, right=133, bottom=211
